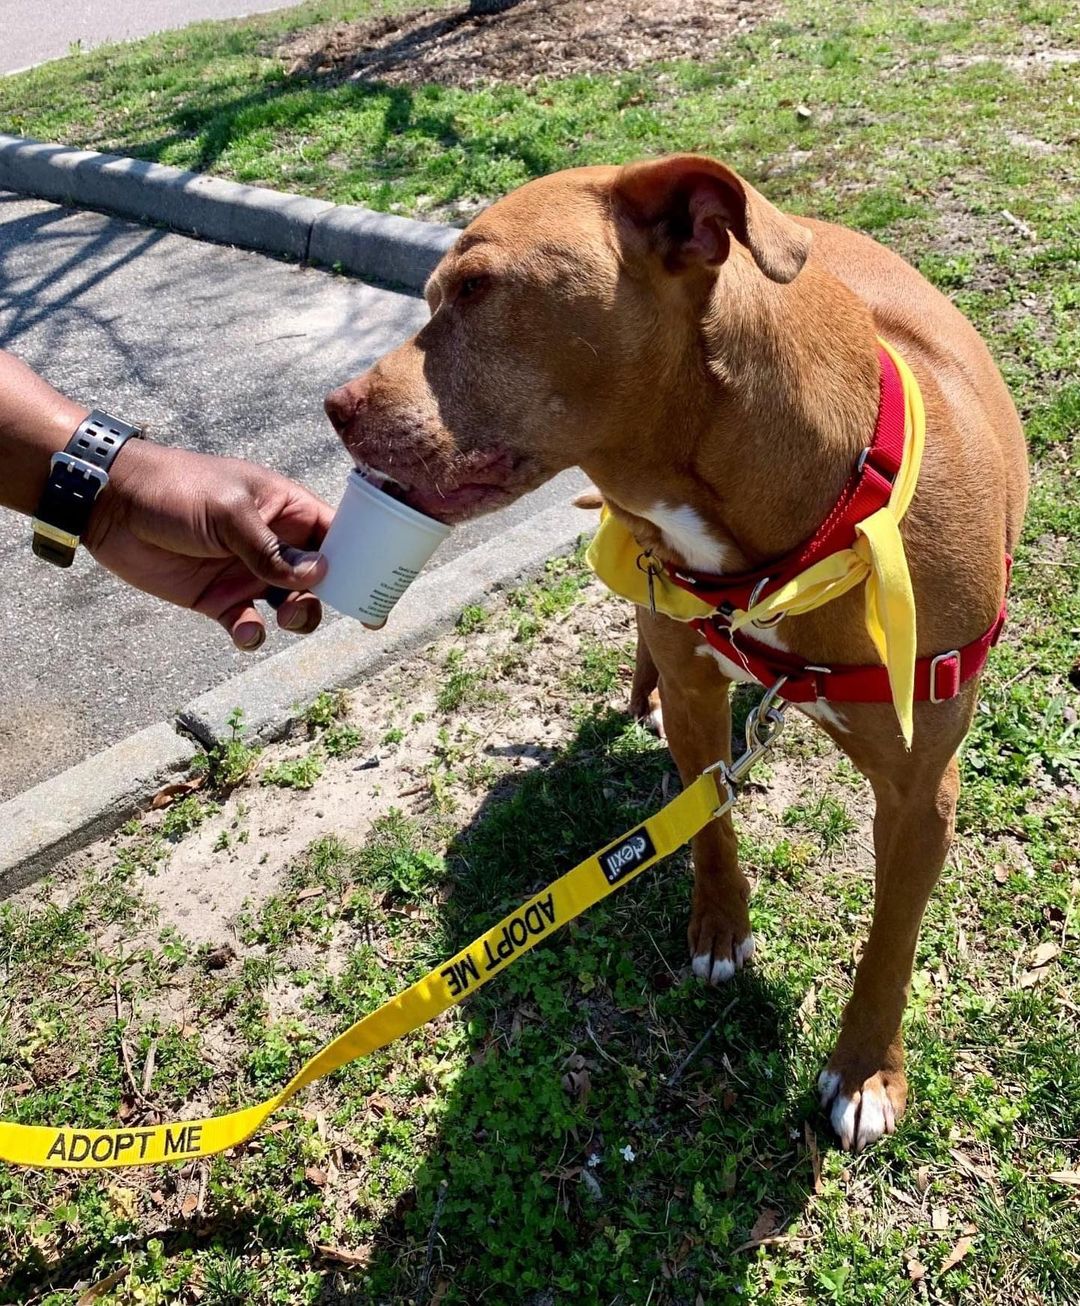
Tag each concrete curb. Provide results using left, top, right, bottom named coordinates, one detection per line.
left=0, top=724, right=197, bottom=896
left=180, top=498, right=588, bottom=747
left=1, top=503, right=588, bottom=893
left=0, top=134, right=458, bottom=291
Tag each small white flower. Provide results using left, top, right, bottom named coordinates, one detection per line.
left=764, top=1067, right=774, bottom=1079
left=587, top=1152, right=602, bottom=1168
left=620, top=1145, right=636, bottom=1163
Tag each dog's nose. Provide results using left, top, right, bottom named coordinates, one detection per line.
left=324, top=377, right=370, bottom=433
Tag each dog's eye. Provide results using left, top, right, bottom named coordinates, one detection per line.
left=456, top=275, right=490, bottom=306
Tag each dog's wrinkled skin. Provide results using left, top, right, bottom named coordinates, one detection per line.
left=326, top=156, right=1028, bottom=1151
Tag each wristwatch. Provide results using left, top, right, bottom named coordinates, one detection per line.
left=31, top=409, right=143, bottom=567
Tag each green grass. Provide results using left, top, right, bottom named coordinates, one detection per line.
left=1, top=0, right=1079, bottom=1301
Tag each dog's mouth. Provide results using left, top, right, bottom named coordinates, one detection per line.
left=351, top=447, right=533, bottom=526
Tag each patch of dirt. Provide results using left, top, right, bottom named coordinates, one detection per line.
left=939, top=46, right=1080, bottom=74
left=278, top=0, right=778, bottom=90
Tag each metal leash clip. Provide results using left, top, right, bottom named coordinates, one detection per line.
left=636, top=550, right=664, bottom=616
left=704, top=677, right=788, bottom=818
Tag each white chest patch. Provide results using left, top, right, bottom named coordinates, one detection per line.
left=638, top=502, right=738, bottom=574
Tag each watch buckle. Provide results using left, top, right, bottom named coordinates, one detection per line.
left=50, top=450, right=110, bottom=496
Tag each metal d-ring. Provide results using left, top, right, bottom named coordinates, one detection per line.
left=747, top=576, right=786, bottom=629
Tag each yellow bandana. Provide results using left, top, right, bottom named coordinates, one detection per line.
left=586, top=339, right=925, bottom=745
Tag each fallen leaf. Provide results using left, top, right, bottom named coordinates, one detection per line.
left=941, top=1234, right=974, bottom=1274
left=314, top=1243, right=372, bottom=1266
left=150, top=778, right=202, bottom=809
left=304, top=1166, right=328, bottom=1187
left=368, top=1093, right=396, bottom=1117
left=915, top=1165, right=930, bottom=1194
left=907, top=1259, right=927, bottom=1282
left=295, top=885, right=324, bottom=902
left=204, top=944, right=236, bottom=971
left=749, top=1208, right=780, bottom=1242
left=932, top=1206, right=949, bottom=1231
left=722, top=1088, right=737, bottom=1111
left=1030, top=940, right=1061, bottom=968
left=993, top=864, right=1010, bottom=885
left=562, top=1067, right=592, bottom=1105
left=77, top=1268, right=130, bottom=1305
left=180, top=1194, right=199, bottom=1218
left=805, top=1122, right=824, bottom=1195
left=106, top=1186, right=137, bottom=1220
left=1019, top=967, right=1047, bottom=989
left=796, top=985, right=818, bottom=1032
left=1049, top=1170, right=1080, bottom=1185
left=948, top=1147, right=995, bottom=1180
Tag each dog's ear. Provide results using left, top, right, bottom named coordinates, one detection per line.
left=614, top=154, right=812, bottom=284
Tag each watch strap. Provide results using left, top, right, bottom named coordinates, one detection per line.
left=31, top=410, right=143, bottom=567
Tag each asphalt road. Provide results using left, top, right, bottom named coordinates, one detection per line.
left=0, top=0, right=307, bottom=73
left=0, top=193, right=583, bottom=799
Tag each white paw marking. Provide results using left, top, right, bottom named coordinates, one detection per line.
left=691, top=933, right=755, bottom=986
left=647, top=704, right=665, bottom=737
left=818, top=1070, right=897, bottom=1152
left=637, top=502, right=739, bottom=573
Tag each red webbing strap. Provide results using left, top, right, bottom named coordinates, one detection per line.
left=692, top=575, right=1010, bottom=708
left=668, top=344, right=906, bottom=614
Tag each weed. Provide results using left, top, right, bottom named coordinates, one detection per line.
left=262, top=753, right=325, bottom=790
left=192, top=707, right=261, bottom=790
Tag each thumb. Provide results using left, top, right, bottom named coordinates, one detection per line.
left=222, top=504, right=327, bottom=590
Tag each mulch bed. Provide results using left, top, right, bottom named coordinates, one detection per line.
left=278, top=0, right=777, bottom=88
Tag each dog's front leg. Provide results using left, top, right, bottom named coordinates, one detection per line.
left=636, top=611, right=752, bottom=983
left=819, top=732, right=963, bottom=1152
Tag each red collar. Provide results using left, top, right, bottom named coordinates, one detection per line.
left=667, top=343, right=906, bottom=619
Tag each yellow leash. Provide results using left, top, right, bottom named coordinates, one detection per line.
left=0, top=697, right=785, bottom=1171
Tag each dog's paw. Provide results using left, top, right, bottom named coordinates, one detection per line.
left=688, top=913, right=755, bottom=985
left=817, top=1065, right=906, bottom=1152
left=631, top=688, right=665, bottom=739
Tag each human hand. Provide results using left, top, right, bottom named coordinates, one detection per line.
left=84, top=441, right=334, bottom=649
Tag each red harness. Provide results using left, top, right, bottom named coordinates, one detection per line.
left=667, top=346, right=1010, bottom=710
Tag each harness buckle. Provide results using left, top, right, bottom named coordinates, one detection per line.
left=929, top=650, right=960, bottom=704
left=856, top=445, right=898, bottom=486
left=804, top=664, right=833, bottom=699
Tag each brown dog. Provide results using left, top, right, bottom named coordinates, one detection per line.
left=324, top=155, right=1028, bottom=1151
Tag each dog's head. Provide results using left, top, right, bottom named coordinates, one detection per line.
left=324, top=154, right=812, bottom=523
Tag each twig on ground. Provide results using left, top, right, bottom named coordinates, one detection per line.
left=585, top=1020, right=631, bottom=1071
left=419, top=1179, right=449, bottom=1296
left=1000, top=208, right=1037, bottom=240
left=141, top=1041, right=157, bottom=1098
left=666, top=998, right=737, bottom=1088
left=114, top=981, right=153, bottom=1109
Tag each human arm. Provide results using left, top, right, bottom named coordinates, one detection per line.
left=0, top=349, right=333, bottom=649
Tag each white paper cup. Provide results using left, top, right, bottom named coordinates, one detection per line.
left=313, top=470, right=451, bottom=627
